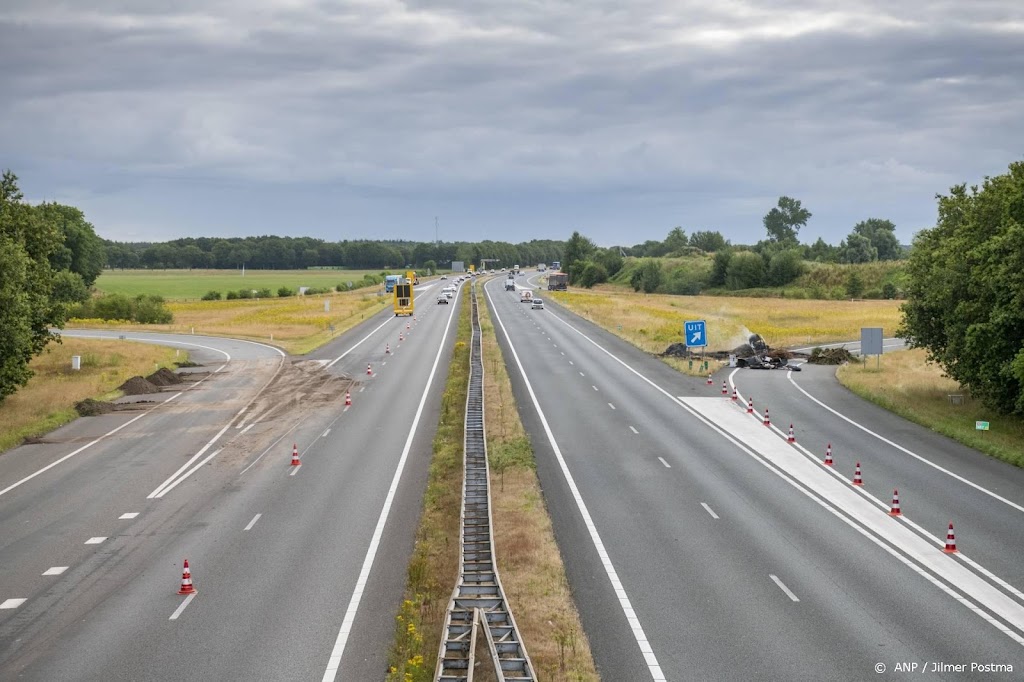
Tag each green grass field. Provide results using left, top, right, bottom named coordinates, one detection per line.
left=95, top=269, right=403, bottom=300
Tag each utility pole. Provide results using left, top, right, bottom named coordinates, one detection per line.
left=435, top=216, right=439, bottom=244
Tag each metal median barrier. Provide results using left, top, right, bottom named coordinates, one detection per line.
left=434, top=283, right=537, bottom=682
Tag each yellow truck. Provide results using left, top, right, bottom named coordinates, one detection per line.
left=393, top=281, right=414, bottom=316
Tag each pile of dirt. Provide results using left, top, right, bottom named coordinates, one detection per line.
left=660, top=343, right=690, bottom=357
left=146, top=367, right=182, bottom=386
left=119, top=376, right=160, bottom=395
left=807, top=347, right=855, bottom=364
left=175, top=360, right=202, bottom=368
left=75, top=398, right=115, bottom=416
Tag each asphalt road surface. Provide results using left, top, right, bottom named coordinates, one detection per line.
left=488, top=271, right=1023, bottom=681
left=0, top=278, right=465, bottom=681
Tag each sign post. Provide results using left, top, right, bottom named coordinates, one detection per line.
left=684, top=320, right=708, bottom=368
left=861, top=327, right=883, bottom=369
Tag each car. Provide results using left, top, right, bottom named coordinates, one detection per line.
left=440, top=274, right=447, bottom=279
left=531, top=298, right=544, bottom=309
left=437, top=295, right=449, bottom=304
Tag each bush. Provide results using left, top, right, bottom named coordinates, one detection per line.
left=133, top=295, right=173, bottom=323
left=882, top=282, right=898, bottom=299
left=226, top=290, right=239, bottom=300
left=235, top=289, right=253, bottom=299
left=277, top=287, right=295, bottom=297
left=70, top=293, right=172, bottom=324
left=577, top=261, right=608, bottom=288
left=255, top=288, right=272, bottom=299
left=201, top=290, right=222, bottom=301
left=726, top=252, right=765, bottom=289
left=304, top=286, right=331, bottom=295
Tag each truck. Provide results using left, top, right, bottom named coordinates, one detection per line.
left=551, top=260, right=560, bottom=271
left=393, top=282, right=414, bottom=316
left=513, top=264, right=520, bottom=276
left=547, top=272, right=568, bottom=291
left=504, top=278, right=516, bottom=291
left=384, top=274, right=403, bottom=293
left=537, top=263, right=546, bottom=272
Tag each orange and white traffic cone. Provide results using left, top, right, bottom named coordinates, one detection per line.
left=399, top=332, right=403, bottom=342
left=385, top=343, right=390, bottom=354
left=889, top=489, right=901, bottom=516
left=291, top=444, right=300, bottom=466
left=177, top=559, right=196, bottom=595
left=406, top=322, right=410, bottom=330
left=345, top=391, right=352, bottom=407
left=944, top=522, right=957, bottom=552
left=707, top=374, right=713, bottom=386
left=747, top=397, right=754, bottom=414
left=763, top=409, right=771, bottom=427
left=722, top=381, right=728, bottom=396
left=852, top=461, right=863, bottom=486
left=787, top=424, right=796, bottom=443
left=367, top=363, right=372, bottom=375
left=731, top=387, right=738, bottom=401
left=824, top=443, right=833, bottom=466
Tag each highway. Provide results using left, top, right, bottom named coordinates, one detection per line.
left=486, top=271, right=1023, bottom=680
left=0, top=279, right=463, bottom=681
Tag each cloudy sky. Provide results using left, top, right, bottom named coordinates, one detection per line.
left=2, top=1, right=1022, bottom=247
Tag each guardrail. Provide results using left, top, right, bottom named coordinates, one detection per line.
left=434, top=283, right=537, bottom=682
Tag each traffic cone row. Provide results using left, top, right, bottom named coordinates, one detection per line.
left=178, top=559, right=195, bottom=595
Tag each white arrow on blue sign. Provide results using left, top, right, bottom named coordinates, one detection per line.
left=684, top=320, right=707, bottom=348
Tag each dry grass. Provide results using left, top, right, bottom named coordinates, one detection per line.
left=479, top=297, right=599, bottom=681
left=70, top=290, right=392, bottom=355
left=0, top=338, right=181, bottom=453
left=837, top=349, right=1024, bottom=468
left=550, top=287, right=901, bottom=352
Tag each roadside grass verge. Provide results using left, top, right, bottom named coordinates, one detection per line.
left=479, top=293, right=599, bottom=680
left=95, top=268, right=390, bottom=300
left=69, top=290, right=392, bottom=355
left=0, top=338, right=182, bottom=454
left=548, top=287, right=900, bottom=355
left=387, top=289, right=471, bottom=681
left=837, top=349, right=1024, bottom=468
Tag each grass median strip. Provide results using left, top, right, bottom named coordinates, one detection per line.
left=387, top=286, right=599, bottom=681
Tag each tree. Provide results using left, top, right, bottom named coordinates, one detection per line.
left=630, top=259, right=663, bottom=293
left=852, top=218, right=901, bottom=261
left=0, top=171, right=66, bottom=402
left=663, top=227, right=688, bottom=255
left=805, top=237, right=837, bottom=262
left=899, top=161, right=1024, bottom=414
left=838, top=233, right=877, bottom=263
left=766, top=249, right=805, bottom=286
left=763, top=196, right=811, bottom=245
left=577, top=261, right=608, bottom=288
left=689, top=230, right=727, bottom=252
left=563, top=231, right=596, bottom=284
left=39, top=203, right=106, bottom=286
left=725, top=251, right=765, bottom=290
left=709, top=250, right=732, bottom=286
left=845, top=271, right=864, bottom=298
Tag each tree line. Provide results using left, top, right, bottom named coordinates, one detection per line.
left=104, top=236, right=566, bottom=272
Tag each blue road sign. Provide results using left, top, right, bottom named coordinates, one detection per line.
left=684, top=320, right=707, bottom=348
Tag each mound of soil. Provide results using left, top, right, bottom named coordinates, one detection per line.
left=807, top=348, right=855, bottom=364
left=175, top=360, right=202, bottom=368
left=146, top=367, right=182, bottom=386
left=119, top=376, right=160, bottom=395
left=75, top=398, right=115, bottom=416
left=661, top=343, right=690, bottom=357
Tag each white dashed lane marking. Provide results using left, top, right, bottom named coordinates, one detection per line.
left=1, top=599, right=27, bottom=609
left=119, top=512, right=139, bottom=520
left=701, top=503, right=719, bottom=519
left=43, top=566, right=68, bottom=576
left=84, top=537, right=107, bottom=545
left=658, top=457, right=671, bottom=468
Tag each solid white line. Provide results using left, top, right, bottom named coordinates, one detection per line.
left=155, top=448, right=223, bottom=498
left=770, top=574, right=800, bottom=602
left=0, top=599, right=26, bottom=609
left=244, top=513, right=262, bottom=531
left=169, top=592, right=197, bottom=620
left=0, top=410, right=150, bottom=498
left=323, top=429, right=331, bottom=437
left=85, top=537, right=107, bottom=544
left=629, top=426, right=639, bottom=434
left=786, top=376, right=1024, bottom=514
left=239, top=424, right=254, bottom=435
left=148, top=422, right=234, bottom=498
left=289, top=464, right=301, bottom=476
left=321, top=286, right=461, bottom=682
left=701, top=502, right=719, bottom=519
left=484, top=287, right=667, bottom=681
left=658, top=457, right=671, bottom=468
left=326, top=317, right=393, bottom=369
left=119, top=512, right=139, bottom=520
left=608, top=403, right=616, bottom=410
left=43, top=566, right=69, bottom=576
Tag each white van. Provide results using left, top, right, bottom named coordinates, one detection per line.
left=520, top=290, right=533, bottom=303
